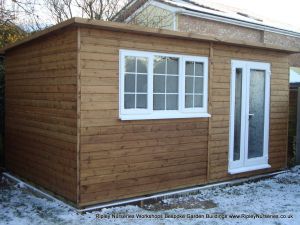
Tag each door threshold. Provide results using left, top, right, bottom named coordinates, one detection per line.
left=229, top=164, right=271, bottom=174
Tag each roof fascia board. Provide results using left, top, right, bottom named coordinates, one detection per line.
left=0, top=18, right=76, bottom=54
left=124, top=0, right=141, bottom=11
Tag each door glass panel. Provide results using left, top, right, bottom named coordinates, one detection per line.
left=248, top=70, right=265, bottom=158
left=233, top=68, right=242, bottom=161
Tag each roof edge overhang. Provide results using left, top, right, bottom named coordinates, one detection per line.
left=1, top=17, right=299, bottom=54
left=0, top=18, right=76, bottom=54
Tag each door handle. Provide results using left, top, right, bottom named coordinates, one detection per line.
left=249, top=113, right=254, bottom=118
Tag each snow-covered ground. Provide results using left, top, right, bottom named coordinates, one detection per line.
left=1, top=167, right=300, bottom=225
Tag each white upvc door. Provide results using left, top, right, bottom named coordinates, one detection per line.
left=229, top=60, right=271, bottom=174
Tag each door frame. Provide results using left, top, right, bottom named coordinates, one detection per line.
left=229, top=60, right=271, bottom=174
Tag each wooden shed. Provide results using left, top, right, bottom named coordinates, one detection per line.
left=1, top=18, right=299, bottom=208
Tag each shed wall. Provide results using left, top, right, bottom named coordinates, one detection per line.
left=3, top=23, right=290, bottom=207
left=78, top=28, right=210, bottom=206
left=288, top=84, right=299, bottom=166
left=209, top=44, right=289, bottom=181
left=78, top=27, right=289, bottom=207
left=5, top=27, right=78, bottom=202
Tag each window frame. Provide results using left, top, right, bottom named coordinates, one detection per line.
left=182, top=56, right=208, bottom=114
left=119, top=49, right=210, bottom=120
left=153, top=55, right=180, bottom=111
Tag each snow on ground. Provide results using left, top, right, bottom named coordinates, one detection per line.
left=1, top=167, right=300, bottom=225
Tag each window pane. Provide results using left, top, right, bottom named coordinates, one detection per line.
left=248, top=69, right=265, bottom=158
left=185, top=95, right=193, bottom=108
left=137, top=74, right=147, bottom=93
left=195, top=62, right=203, bottom=76
left=153, top=94, right=165, bottom=110
left=124, top=94, right=135, bottom=109
left=194, top=77, right=203, bottom=94
left=166, top=94, right=178, bottom=110
left=185, top=77, right=194, bottom=93
left=136, top=94, right=147, bottom=108
left=234, top=68, right=242, bottom=161
left=125, top=74, right=135, bottom=92
left=153, top=75, right=165, bottom=93
left=154, top=56, right=166, bottom=74
left=125, top=56, right=136, bottom=72
left=185, top=61, right=194, bottom=75
left=167, top=57, right=179, bottom=75
left=194, top=95, right=203, bottom=107
left=166, top=76, right=178, bottom=93
left=137, top=57, right=147, bottom=73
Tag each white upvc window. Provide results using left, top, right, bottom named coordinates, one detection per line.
left=119, top=50, right=210, bottom=120
left=183, top=57, right=208, bottom=113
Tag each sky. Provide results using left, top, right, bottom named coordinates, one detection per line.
left=290, top=68, right=300, bottom=83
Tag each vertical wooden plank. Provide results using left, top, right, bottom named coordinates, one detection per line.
left=288, top=84, right=298, bottom=165
left=76, top=27, right=81, bottom=205
left=207, top=42, right=214, bottom=181
left=296, top=87, right=300, bottom=164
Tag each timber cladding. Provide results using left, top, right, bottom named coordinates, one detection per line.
left=78, top=27, right=289, bottom=206
left=78, top=28, right=210, bottom=206
left=4, top=27, right=78, bottom=202
left=208, top=44, right=289, bottom=181
left=2, top=18, right=292, bottom=208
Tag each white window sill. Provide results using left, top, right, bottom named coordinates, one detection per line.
left=120, top=113, right=211, bottom=120
left=228, top=164, right=271, bottom=175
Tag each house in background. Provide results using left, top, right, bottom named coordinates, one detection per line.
left=114, top=0, right=300, bottom=74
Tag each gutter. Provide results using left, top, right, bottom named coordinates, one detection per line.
left=178, top=9, right=300, bottom=38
